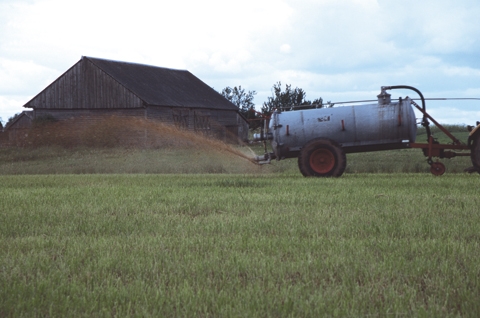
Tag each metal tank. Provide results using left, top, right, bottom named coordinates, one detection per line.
left=255, top=90, right=416, bottom=158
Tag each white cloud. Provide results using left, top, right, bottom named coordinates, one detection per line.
left=464, top=88, right=480, bottom=96
left=0, top=95, right=29, bottom=123
left=427, top=106, right=480, bottom=126
left=280, top=44, right=291, bottom=54
left=443, top=66, right=480, bottom=77
left=0, top=0, right=479, bottom=124
left=0, top=58, right=57, bottom=95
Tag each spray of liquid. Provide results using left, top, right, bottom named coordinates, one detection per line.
left=19, top=115, right=263, bottom=173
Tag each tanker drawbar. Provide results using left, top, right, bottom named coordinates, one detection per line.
left=252, top=85, right=480, bottom=177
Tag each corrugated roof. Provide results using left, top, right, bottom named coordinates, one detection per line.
left=85, top=56, right=237, bottom=111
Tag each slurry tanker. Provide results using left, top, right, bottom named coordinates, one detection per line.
left=253, top=85, right=480, bottom=177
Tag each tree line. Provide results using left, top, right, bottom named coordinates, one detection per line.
left=220, top=82, right=332, bottom=129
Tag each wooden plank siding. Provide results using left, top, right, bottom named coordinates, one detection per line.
left=147, top=106, right=248, bottom=142
left=146, top=106, right=176, bottom=126
left=31, top=109, right=147, bottom=147
left=25, top=59, right=144, bottom=110
left=35, top=108, right=146, bottom=121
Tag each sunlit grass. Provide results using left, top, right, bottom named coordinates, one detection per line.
left=1, top=174, right=480, bottom=316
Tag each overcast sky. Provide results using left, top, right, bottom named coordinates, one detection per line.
left=1, top=0, right=479, bottom=125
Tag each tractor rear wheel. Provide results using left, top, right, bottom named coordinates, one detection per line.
left=298, top=138, right=346, bottom=177
left=471, top=136, right=480, bottom=168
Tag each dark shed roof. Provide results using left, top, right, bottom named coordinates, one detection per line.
left=85, top=57, right=236, bottom=110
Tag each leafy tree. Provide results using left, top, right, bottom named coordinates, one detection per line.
left=221, top=86, right=256, bottom=115
left=262, top=82, right=329, bottom=116
left=221, top=86, right=260, bottom=129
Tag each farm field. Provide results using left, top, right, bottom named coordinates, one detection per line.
left=1, top=123, right=479, bottom=316
left=1, top=171, right=480, bottom=317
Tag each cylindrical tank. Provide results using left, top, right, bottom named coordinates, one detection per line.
left=268, top=97, right=417, bottom=159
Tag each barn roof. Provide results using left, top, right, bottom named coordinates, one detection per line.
left=85, top=57, right=237, bottom=110
left=24, top=56, right=238, bottom=111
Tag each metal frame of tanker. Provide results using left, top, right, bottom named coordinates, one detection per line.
left=407, top=98, right=474, bottom=175
left=252, top=85, right=480, bottom=176
left=386, top=85, right=477, bottom=176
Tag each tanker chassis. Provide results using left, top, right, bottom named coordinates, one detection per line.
left=253, top=85, right=480, bottom=177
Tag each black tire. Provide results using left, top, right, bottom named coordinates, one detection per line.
left=471, top=136, right=480, bottom=168
left=298, top=138, right=346, bottom=177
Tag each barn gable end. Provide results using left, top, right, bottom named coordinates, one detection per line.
left=24, top=58, right=144, bottom=111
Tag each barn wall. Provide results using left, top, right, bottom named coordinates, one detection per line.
left=25, top=59, right=144, bottom=110
left=146, top=106, right=176, bottom=126
left=8, top=129, right=30, bottom=146
left=32, top=109, right=147, bottom=147
left=0, top=132, right=7, bottom=147
left=5, top=112, right=33, bottom=146
left=146, top=106, right=248, bottom=143
left=234, top=113, right=249, bottom=142
left=31, top=107, right=247, bottom=147
left=10, top=113, right=33, bottom=129
left=204, top=109, right=248, bottom=142
left=35, top=108, right=146, bottom=121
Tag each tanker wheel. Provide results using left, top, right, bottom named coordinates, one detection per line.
left=298, top=138, right=346, bottom=177
left=430, top=161, right=446, bottom=176
left=471, top=136, right=480, bottom=169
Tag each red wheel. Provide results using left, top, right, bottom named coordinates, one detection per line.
left=298, top=138, right=346, bottom=177
left=430, top=162, right=446, bottom=176
left=309, top=148, right=336, bottom=174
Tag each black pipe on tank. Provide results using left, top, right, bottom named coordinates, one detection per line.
left=382, top=85, right=431, bottom=140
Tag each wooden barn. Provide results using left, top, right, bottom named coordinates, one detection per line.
left=19, top=56, right=248, bottom=145
left=2, top=111, right=34, bottom=146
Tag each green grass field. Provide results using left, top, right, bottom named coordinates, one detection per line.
left=1, top=124, right=479, bottom=317
left=1, top=173, right=480, bottom=316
